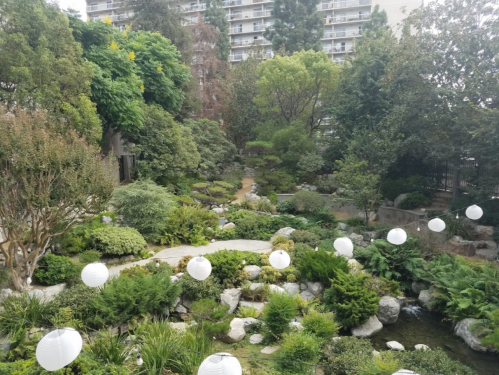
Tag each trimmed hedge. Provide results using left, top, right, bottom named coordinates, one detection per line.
left=91, top=226, right=147, bottom=255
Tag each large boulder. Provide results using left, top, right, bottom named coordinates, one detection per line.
left=473, top=240, right=498, bottom=261
left=244, top=265, right=262, bottom=281
left=306, top=282, right=324, bottom=296
left=418, top=290, right=434, bottom=308
left=249, top=283, right=264, bottom=292
left=43, top=283, right=67, bottom=301
left=269, top=284, right=285, bottom=294
left=28, top=289, right=45, bottom=300
left=455, top=318, right=490, bottom=352
left=348, top=233, right=365, bottom=247
left=240, top=318, right=259, bottom=328
left=351, top=315, right=383, bottom=338
left=222, top=222, right=236, bottom=230
left=223, top=318, right=246, bottom=343
left=261, top=346, right=279, bottom=354
left=250, top=334, right=264, bottom=344
left=245, top=193, right=261, bottom=203
left=239, top=301, right=265, bottom=313
left=377, top=296, right=401, bottom=325
left=212, top=207, right=224, bottom=214
left=0, top=288, right=12, bottom=302
left=271, top=227, right=296, bottom=241
left=474, top=225, right=494, bottom=240
left=394, top=194, right=408, bottom=207
left=100, top=215, right=114, bottom=225
left=283, top=283, right=300, bottom=295
left=444, top=240, right=476, bottom=257
left=299, top=290, right=315, bottom=301
left=221, top=289, right=242, bottom=314
left=387, top=341, right=405, bottom=351
left=411, top=281, right=429, bottom=295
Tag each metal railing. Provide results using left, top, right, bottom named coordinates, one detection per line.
left=227, top=10, right=272, bottom=19
left=331, top=14, right=370, bottom=23
left=231, top=38, right=270, bottom=46
left=323, top=30, right=363, bottom=38
left=318, top=0, right=371, bottom=10
left=87, top=2, right=123, bottom=12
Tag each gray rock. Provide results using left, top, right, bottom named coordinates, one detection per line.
left=175, top=272, right=184, bottom=279
left=415, top=344, right=430, bottom=351
left=239, top=301, right=265, bottom=313
left=249, top=283, right=264, bottom=292
left=385, top=200, right=394, bottom=207
left=174, top=304, right=188, bottom=314
left=474, top=225, right=494, bottom=240
left=377, top=296, right=401, bottom=325
left=444, top=240, right=475, bottom=257
left=170, top=276, right=179, bottom=283
left=397, top=296, right=406, bottom=308
left=43, top=283, right=66, bottom=301
left=221, top=289, right=242, bottom=314
left=245, top=193, right=261, bottom=203
left=348, top=233, right=365, bottom=247
left=289, top=321, right=304, bottom=330
left=452, top=235, right=464, bottom=242
left=0, top=288, right=12, bottom=302
left=299, top=290, right=315, bottom=301
left=283, top=283, right=300, bottom=295
left=411, top=281, right=429, bottom=295
left=222, top=222, right=236, bottom=230
left=336, top=187, right=345, bottom=195
left=100, top=215, right=114, bottom=225
left=223, top=318, right=246, bottom=343
left=212, top=208, right=225, bottom=214
left=269, top=284, right=285, bottom=294
left=250, top=334, right=264, bottom=344
left=298, top=217, right=309, bottom=224
left=28, top=289, right=45, bottom=300
left=418, top=290, right=433, bottom=308
left=338, top=222, right=349, bottom=231
left=309, top=185, right=318, bottom=191
left=394, top=193, right=408, bottom=207
left=372, top=350, right=381, bottom=357
left=0, top=337, right=10, bottom=353
left=455, top=318, right=490, bottom=352
left=306, top=281, right=324, bottom=296
left=387, top=341, right=405, bottom=351
left=351, top=315, right=383, bottom=338
left=120, top=255, right=135, bottom=262
left=170, top=322, right=189, bottom=331
left=300, top=283, right=308, bottom=291
left=173, top=297, right=181, bottom=307
left=240, top=318, right=259, bottom=328
left=182, top=297, right=194, bottom=309
left=244, top=265, right=262, bottom=281
left=261, top=346, right=279, bottom=354
left=347, top=259, right=363, bottom=274
left=271, top=227, right=296, bottom=240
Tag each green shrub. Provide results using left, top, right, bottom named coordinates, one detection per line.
left=89, top=269, right=181, bottom=328
left=277, top=199, right=297, bottom=214
left=262, top=292, right=298, bottom=341
left=308, top=207, right=337, bottom=228
left=296, top=249, right=348, bottom=287
left=427, top=209, right=445, bottom=219
left=34, top=254, right=79, bottom=285
left=205, top=249, right=247, bottom=288
left=191, top=181, right=235, bottom=206
left=236, top=305, right=261, bottom=318
left=324, top=271, right=380, bottom=329
left=161, top=205, right=218, bottom=246
left=58, top=221, right=104, bottom=255
left=134, top=319, right=212, bottom=375
left=364, top=275, right=403, bottom=297
left=444, top=216, right=473, bottom=239
left=292, top=190, right=325, bottom=213
left=354, top=238, right=425, bottom=290
left=217, top=228, right=237, bottom=240
left=255, top=171, right=296, bottom=195
left=267, top=192, right=278, bottom=205
left=290, top=230, right=320, bottom=248
left=294, top=243, right=314, bottom=259
left=344, top=216, right=365, bottom=228
left=180, top=274, right=223, bottom=301
left=86, top=331, right=131, bottom=366
left=0, top=292, right=53, bottom=337
left=190, top=299, right=233, bottom=339
left=240, top=251, right=264, bottom=267
left=308, top=226, right=338, bottom=240
left=91, top=226, right=147, bottom=255
left=0, top=267, right=10, bottom=289
left=397, top=191, right=431, bottom=209
left=478, top=309, right=499, bottom=349
left=395, top=348, right=476, bottom=375
left=273, top=331, right=322, bottom=374
left=111, top=180, right=177, bottom=242
left=256, top=199, right=276, bottom=213
left=323, top=336, right=375, bottom=375
left=319, top=239, right=335, bottom=252
left=52, top=284, right=99, bottom=325
left=302, top=310, right=338, bottom=339
left=78, top=250, right=102, bottom=264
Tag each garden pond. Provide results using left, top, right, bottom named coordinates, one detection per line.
left=369, top=305, right=499, bottom=375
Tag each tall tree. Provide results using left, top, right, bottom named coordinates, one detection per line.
left=223, top=57, right=261, bottom=149
left=204, top=0, right=230, bottom=62
left=0, top=0, right=101, bottom=144
left=255, top=50, right=340, bottom=136
left=384, top=0, right=499, bottom=198
left=0, top=107, right=115, bottom=290
left=264, top=0, right=324, bottom=53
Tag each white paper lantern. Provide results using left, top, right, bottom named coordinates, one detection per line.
left=269, top=250, right=291, bottom=270
left=187, top=256, right=212, bottom=281
left=387, top=228, right=407, bottom=245
left=465, top=205, right=483, bottom=220
left=198, top=353, right=242, bottom=375
left=81, top=263, right=109, bottom=287
left=428, top=218, right=445, bottom=232
left=333, top=237, right=354, bottom=258
left=392, top=370, right=420, bottom=375
left=36, top=328, right=83, bottom=371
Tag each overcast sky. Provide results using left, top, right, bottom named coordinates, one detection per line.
left=55, top=0, right=87, bottom=18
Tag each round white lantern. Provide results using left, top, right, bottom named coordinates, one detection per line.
left=36, top=328, right=83, bottom=371
left=333, top=237, right=354, bottom=258
left=81, top=263, right=109, bottom=287
left=198, top=353, right=242, bottom=375
left=428, top=218, right=446, bottom=232
left=466, top=205, right=483, bottom=220
left=392, top=370, right=420, bottom=375
left=269, top=250, right=291, bottom=270
left=387, top=228, right=407, bottom=245
left=187, top=256, right=212, bottom=281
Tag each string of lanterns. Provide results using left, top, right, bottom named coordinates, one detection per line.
left=30, top=203, right=485, bottom=371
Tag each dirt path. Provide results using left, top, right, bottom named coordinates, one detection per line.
left=234, top=177, right=254, bottom=203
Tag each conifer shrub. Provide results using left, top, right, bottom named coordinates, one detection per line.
left=180, top=274, right=223, bottom=301
left=190, top=299, right=233, bottom=339
left=296, top=249, right=348, bottom=287
left=262, top=292, right=299, bottom=341
left=291, top=190, right=325, bottom=213
left=91, top=226, right=147, bottom=255
left=273, top=331, right=322, bottom=374
left=302, top=310, right=338, bottom=339
left=205, top=249, right=248, bottom=288
left=290, top=230, right=320, bottom=248
left=323, top=336, right=375, bottom=375
left=324, top=271, right=380, bottom=329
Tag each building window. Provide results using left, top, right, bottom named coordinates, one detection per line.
left=335, top=27, right=345, bottom=37
left=359, top=0, right=370, bottom=5
left=254, top=22, right=263, bottom=31
left=231, top=10, right=242, bottom=19
left=334, top=42, right=345, bottom=52
left=233, top=37, right=242, bottom=45
left=336, top=13, right=346, bottom=22
left=233, top=51, right=243, bottom=61
left=359, top=11, right=369, bottom=19
left=107, top=1, right=113, bottom=9
left=265, top=48, right=272, bottom=58
left=90, top=3, right=98, bottom=11
left=190, top=2, right=197, bottom=10
left=118, top=25, right=125, bottom=31
left=253, top=8, right=262, bottom=17
left=190, top=15, right=197, bottom=24
left=358, top=26, right=363, bottom=35
left=334, top=0, right=346, bottom=8
left=265, top=6, right=272, bottom=15
left=233, top=24, right=243, bottom=33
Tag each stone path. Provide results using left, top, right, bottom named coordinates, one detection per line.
left=108, top=239, right=272, bottom=277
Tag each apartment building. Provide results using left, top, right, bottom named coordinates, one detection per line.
left=86, top=0, right=421, bottom=62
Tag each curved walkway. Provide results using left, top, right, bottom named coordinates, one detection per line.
left=109, top=240, right=272, bottom=277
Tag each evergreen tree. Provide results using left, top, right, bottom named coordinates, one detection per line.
left=264, top=0, right=324, bottom=53
left=204, top=0, right=231, bottom=61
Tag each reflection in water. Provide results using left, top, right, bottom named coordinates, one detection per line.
left=369, top=305, right=499, bottom=375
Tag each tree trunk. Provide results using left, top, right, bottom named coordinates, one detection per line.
left=452, top=162, right=460, bottom=199
left=364, top=208, right=369, bottom=227
left=11, top=267, right=26, bottom=291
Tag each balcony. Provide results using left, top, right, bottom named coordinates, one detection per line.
left=254, top=24, right=264, bottom=31
left=87, top=2, right=123, bottom=12
left=230, top=53, right=246, bottom=61
left=317, top=0, right=371, bottom=11
left=323, top=30, right=363, bottom=38
left=332, top=14, right=370, bottom=23
left=230, top=13, right=242, bottom=19
left=222, top=0, right=271, bottom=7
left=227, top=10, right=272, bottom=20
left=110, top=14, right=129, bottom=22
left=231, top=38, right=270, bottom=46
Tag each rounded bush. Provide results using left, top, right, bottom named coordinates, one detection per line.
left=34, top=254, right=79, bottom=285
left=91, top=226, right=147, bottom=255
left=273, top=331, right=322, bottom=374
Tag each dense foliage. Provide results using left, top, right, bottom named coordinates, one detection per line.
left=91, top=226, right=147, bottom=255
left=273, top=331, right=322, bottom=374
left=262, top=292, right=299, bottom=340
left=296, top=249, right=348, bottom=287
